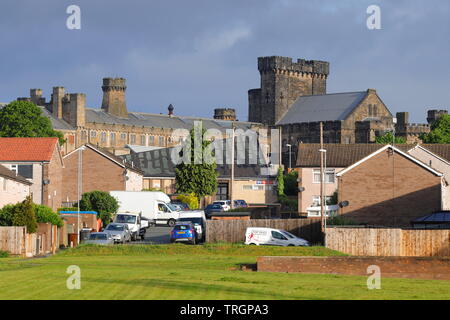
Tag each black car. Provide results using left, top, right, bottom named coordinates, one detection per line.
left=204, top=203, right=224, bottom=219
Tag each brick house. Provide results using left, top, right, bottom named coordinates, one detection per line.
left=0, top=138, right=64, bottom=211
left=296, top=144, right=385, bottom=217
left=61, top=144, right=143, bottom=205
left=0, top=165, right=32, bottom=207
left=337, top=145, right=443, bottom=227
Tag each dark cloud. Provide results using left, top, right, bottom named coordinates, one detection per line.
left=0, top=0, right=449, bottom=122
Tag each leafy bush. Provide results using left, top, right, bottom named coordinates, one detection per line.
left=35, top=205, right=63, bottom=228
left=142, top=188, right=162, bottom=192
left=79, top=191, right=119, bottom=225
left=276, top=167, right=284, bottom=196
left=284, top=170, right=299, bottom=196
left=278, top=194, right=298, bottom=212
left=12, top=196, right=37, bottom=234
left=177, top=193, right=199, bottom=210
left=0, top=204, right=15, bottom=226
left=327, top=215, right=359, bottom=226
left=0, top=250, right=9, bottom=258
left=57, top=207, right=79, bottom=213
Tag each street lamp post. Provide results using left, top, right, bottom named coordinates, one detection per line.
left=286, top=144, right=292, bottom=171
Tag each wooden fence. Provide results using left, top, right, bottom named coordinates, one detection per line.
left=0, top=224, right=58, bottom=257
left=206, top=219, right=323, bottom=243
left=326, top=227, right=450, bottom=257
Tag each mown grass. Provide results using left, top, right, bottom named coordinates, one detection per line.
left=0, top=244, right=449, bottom=300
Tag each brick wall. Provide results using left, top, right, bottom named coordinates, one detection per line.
left=257, top=256, right=450, bottom=280
left=43, top=145, right=64, bottom=211
left=62, top=147, right=127, bottom=203
left=338, top=149, right=442, bottom=227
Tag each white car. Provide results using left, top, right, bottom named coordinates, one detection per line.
left=213, top=200, right=231, bottom=211
left=245, top=227, right=310, bottom=247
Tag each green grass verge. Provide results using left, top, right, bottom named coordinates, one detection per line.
left=0, top=244, right=449, bottom=300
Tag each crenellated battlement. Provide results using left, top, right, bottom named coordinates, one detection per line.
left=258, top=56, right=329, bottom=76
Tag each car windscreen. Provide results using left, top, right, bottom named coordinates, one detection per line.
left=89, top=234, right=107, bottom=240
left=280, top=231, right=295, bottom=239
left=167, top=203, right=179, bottom=211
left=115, top=215, right=136, bottom=224
left=178, top=218, right=203, bottom=225
left=106, top=225, right=124, bottom=231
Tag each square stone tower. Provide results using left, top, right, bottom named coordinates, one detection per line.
left=248, top=56, right=329, bottom=125
left=101, top=77, right=128, bottom=118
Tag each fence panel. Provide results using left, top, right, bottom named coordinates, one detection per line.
left=206, top=219, right=323, bottom=243
left=326, top=228, right=450, bottom=257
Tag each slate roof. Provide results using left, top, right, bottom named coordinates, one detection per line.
left=0, top=137, right=59, bottom=162
left=122, top=145, right=275, bottom=179
left=419, top=144, right=450, bottom=162
left=296, top=143, right=413, bottom=168
left=85, top=109, right=257, bottom=131
left=276, top=91, right=368, bottom=125
left=0, top=165, right=32, bottom=185
left=412, top=211, right=450, bottom=224
left=39, top=107, right=75, bottom=131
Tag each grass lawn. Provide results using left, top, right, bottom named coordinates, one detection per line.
left=0, top=243, right=449, bottom=300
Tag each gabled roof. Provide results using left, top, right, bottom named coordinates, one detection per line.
left=0, top=165, right=32, bottom=185
left=416, top=144, right=450, bottom=163
left=276, top=91, right=368, bottom=125
left=336, top=145, right=443, bottom=177
left=0, top=137, right=59, bottom=162
left=63, top=144, right=143, bottom=175
left=412, top=211, right=450, bottom=224
left=296, top=143, right=411, bottom=168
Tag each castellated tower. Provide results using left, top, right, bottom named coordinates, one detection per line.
left=214, top=108, right=237, bottom=121
left=101, top=77, right=128, bottom=118
left=248, top=56, right=330, bottom=125
left=52, top=86, right=65, bottom=119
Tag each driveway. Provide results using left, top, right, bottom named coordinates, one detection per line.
left=131, top=225, right=171, bottom=244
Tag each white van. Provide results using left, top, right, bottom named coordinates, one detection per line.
left=245, top=227, right=310, bottom=247
left=114, top=213, right=142, bottom=241
left=110, top=191, right=180, bottom=227
left=177, top=211, right=207, bottom=241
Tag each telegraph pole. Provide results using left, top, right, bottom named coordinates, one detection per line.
left=320, top=122, right=325, bottom=233
left=230, top=123, right=235, bottom=209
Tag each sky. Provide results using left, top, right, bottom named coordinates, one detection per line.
left=0, top=0, right=449, bottom=123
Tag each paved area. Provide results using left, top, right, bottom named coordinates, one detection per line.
left=132, top=225, right=171, bottom=244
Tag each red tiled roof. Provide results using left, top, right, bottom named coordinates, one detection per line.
left=0, top=137, right=58, bottom=162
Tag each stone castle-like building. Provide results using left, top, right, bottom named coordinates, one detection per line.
left=12, top=55, right=446, bottom=162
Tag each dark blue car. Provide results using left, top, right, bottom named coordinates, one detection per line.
left=170, top=222, right=197, bottom=244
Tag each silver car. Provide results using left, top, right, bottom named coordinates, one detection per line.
left=84, top=232, right=114, bottom=245
left=104, top=223, right=131, bottom=244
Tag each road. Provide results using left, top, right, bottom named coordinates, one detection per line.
left=132, top=225, right=171, bottom=244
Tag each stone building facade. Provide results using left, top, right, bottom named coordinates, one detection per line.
left=18, top=78, right=263, bottom=156
left=395, top=109, right=448, bottom=143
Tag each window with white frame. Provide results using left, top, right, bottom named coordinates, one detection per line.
left=313, top=169, right=335, bottom=184
left=141, top=135, right=146, bottom=146
left=130, top=134, right=136, bottom=145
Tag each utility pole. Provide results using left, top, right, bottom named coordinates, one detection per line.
left=286, top=144, right=292, bottom=171
left=320, top=122, right=325, bottom=233
left=77, top=147, right=82, bottom=246
left=230, top=123, right=235, bottom=209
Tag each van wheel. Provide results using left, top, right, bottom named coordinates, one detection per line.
left=167, top=219, right=176, bottom=227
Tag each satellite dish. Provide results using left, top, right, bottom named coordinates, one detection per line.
left=298, top=187, right=305, bottom=192
left=339, top=201, right=349, bottom=208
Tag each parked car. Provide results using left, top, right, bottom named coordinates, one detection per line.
left=104, top=223, right=131, bottom=244
left=234, top=200, right=248, bottom=208
left=245, top=227, right=310, bottom=247
left=177, top=211, right=207, bottom=242
left=114, top=213, right=142, bottom=241
left=170, top=222, right=197, bottom=244
left=171, top=200, right=191, bottom=211
left=213, top=200, right=231, bottom=211
left=84, top=232, right=114, bottom=245
left=204, top=204, right=224, bottom=218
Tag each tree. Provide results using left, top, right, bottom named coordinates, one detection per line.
left=375, top=132, right=406, bottom=144
left=421, top=114, right=450, bottom=143
left=34, top=205, right=64, bottom=228
left=79, top=191, right=119, bottom=225
left=177, top=193, right=199, bottom=210
left=284, top=170, right=299, bottom=196
left=12, top=196, right=37, bottom=234
left=276, top=167, right=285, bottom=197
left=0, top=100, right=65, bottom=145
left=175, top=126, right=218, bottom=203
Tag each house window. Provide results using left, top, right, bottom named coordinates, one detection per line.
left=158, top=136, right=165, bottom=146
left=243, top=185, right=253, bottom=191
left=110, top=133, right=116, bottom=144
left=81, top=131, right=87, bottom=142
left=2, top=177, right=6, bottom=191
left=120, top=133, right=127, bottom=141
left=312, top=196, right=333, bottom=207
left=9, top=164, right=33, bottom=179
left=101, top=132, right=107, bottom=143
left=90, top=131, right=97, bottom=138
left=130, top=134, right=136, bottom=145
left=141, top=135, right=146, bottom=146
left=148, top=136, right=155, bottom=145
left=313, top=169, right=335, bottom=184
